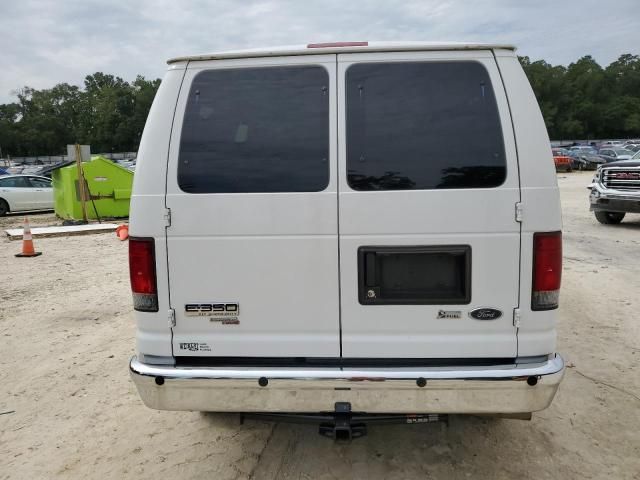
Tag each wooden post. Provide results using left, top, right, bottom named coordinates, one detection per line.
left=74, top=143, right=88, bottom=223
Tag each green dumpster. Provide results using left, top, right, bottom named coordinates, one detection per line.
left=52, top=156, right=134, bottom=220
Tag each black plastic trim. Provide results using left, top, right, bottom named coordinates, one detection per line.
left=357, top=245, right=472, bottom=305
left=175, top=357, right=514, bottom=368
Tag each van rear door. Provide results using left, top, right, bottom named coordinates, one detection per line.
left=166, top=55, right=340, bottom=358
left=337, top=50, right=521, bottom=358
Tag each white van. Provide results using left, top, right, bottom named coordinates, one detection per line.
left=129, top=42, right=564, bottom=431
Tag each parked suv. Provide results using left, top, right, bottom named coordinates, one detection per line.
left=128, top=42, right=565, bottom=429
left=590, top=159, right=640, bottom=224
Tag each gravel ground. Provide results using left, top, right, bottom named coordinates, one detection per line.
left=1, top=171, right=639, bottom=479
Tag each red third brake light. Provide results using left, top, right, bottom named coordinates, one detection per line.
left=129, top=237, right=158, bottom=312
left=532, top=231, right=562, bottom=311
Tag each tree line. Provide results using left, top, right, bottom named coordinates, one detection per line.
left=0, top=53, right=639, bottom=157
left=520, top=53, right=640, bottom=140
left=0, top=73, right=160, bottom=157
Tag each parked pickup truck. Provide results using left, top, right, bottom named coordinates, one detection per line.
left=128, top=41, right=565, bottom=439
left=590, top=160, right=640, bottom=224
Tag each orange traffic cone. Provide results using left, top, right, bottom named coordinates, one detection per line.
left=15, top=217, right=42, bottom=257
left=116, top=224, right=129, bottom=241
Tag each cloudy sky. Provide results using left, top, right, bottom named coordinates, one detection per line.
left=1, top=0, right=638, bottom=102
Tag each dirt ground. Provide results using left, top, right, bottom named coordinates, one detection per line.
left=1, top=171, right=639, bottom=479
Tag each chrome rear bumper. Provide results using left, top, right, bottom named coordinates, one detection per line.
left=129, top=354, right=564, bottom=414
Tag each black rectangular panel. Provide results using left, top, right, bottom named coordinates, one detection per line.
left=178, top=66, right=330, bottom=193
left=358, top=246, right=471, bottom=305
left=346, top=62, right=506, bottom=191
left=176, top=356, right=513, bottom=368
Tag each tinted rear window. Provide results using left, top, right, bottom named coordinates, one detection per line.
left=346, top=62, right=506, bottom=190
left=178, top=66, right=330, bottom=193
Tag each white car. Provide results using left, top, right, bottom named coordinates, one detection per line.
left=0, top=174, right=53, bottom=216
left=128, top=42, right=564, bottom=435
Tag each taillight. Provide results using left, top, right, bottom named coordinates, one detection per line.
left=532, top=231, right=562, bottom=311
left=129, top=237, right=158, bottom=312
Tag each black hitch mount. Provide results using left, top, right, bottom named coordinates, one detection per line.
left=241, top=402, right=447, bottom=442
left=319, top=402, right=367, bottom=441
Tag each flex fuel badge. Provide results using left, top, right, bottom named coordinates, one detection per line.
left=184, top=303, right=240, bottom=325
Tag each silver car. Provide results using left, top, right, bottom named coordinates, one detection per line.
left=598, top=148, right=634, bottom=162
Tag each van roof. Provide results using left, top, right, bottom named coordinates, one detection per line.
left=167, top=41, right=516, bottom=64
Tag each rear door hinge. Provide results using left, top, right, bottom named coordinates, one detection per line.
left=168, top=308, right=176, bottom=328
left=513, top=308, right=521, bottom=328
left=515, top=202, right=523, bottom=223
left=164, top=207, right=172, bottom=227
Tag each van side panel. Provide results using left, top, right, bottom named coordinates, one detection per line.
left=494, top=51, right=562, bottom=356
left=130, top=65, right=187, bottom=358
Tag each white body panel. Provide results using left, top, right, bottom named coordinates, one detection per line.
left=32, top=189, right=52, bottom=209
left=129, top=66, right=188, bottom=358
left=130, top=43, right=561, bottom=365
left=2, top=185, right=33, bottom=210
left=493, top=51, right=562, bottom=356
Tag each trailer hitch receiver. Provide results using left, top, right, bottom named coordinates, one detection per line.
left=240, top=403, right=447, bottom=443
left=319, top=402, right=367, bottom=442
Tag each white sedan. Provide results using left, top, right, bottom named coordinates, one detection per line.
left=0, top=174, right=54, bottom=216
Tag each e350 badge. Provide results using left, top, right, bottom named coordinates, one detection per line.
left=184, top=303, right=240, bottom=325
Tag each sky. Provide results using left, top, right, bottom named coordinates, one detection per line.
left=1, top=0, right=639, bottom=103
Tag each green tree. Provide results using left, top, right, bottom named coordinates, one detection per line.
left=0, top=103, right=21, bottom=157
left=81, top=73, right=135, bottom=152
left=0, top=72, right=161, bottom=157
left=520, top=53, right=640, bottom=140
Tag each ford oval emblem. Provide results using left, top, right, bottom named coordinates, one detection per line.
left=469, top=308, right=502, bottom=320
